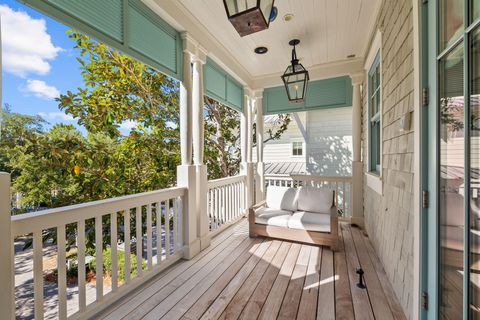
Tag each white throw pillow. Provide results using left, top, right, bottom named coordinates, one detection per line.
left=297, top=186, right=333, bottom=213
left=265, top=186, right=298, bottom=212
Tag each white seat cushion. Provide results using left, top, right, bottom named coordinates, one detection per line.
left=288, top=211, right=331, bottom=233
left=255, top=207, right=292, bottom=227
left=297, top=186, right=333, bottom=213
left=265, top=186, right=298, bottom=211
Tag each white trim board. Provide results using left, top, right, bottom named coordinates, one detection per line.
left=364, top=29, right=383, bottom=194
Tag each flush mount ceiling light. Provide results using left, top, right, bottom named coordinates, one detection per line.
left=254, top=46, right=268, bottom=54
left=283, top=13, right=294, bottom=22
left=223, top=0, right=276, bottom=37
left=281, top=39, right=309, bottom=103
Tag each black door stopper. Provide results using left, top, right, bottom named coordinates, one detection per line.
left=356, top=268, right=366, bottom=289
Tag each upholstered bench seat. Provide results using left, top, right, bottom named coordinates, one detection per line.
left=288, top=211, right=331, bottom=233
left=254, top=207, right=292, bottom=227
left=249, top=185, right=339, bottom=250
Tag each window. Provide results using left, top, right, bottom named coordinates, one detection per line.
left=368, top=52, right=381, bottom=174
left=292, top=141, right=303, bottom=156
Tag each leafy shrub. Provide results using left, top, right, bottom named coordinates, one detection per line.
left=88, top=247, right=147, bottom=282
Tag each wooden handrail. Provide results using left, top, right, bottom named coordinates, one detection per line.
left=11, top=186, right=186, bottom=235
left=207, top=175, right=247, bottom=189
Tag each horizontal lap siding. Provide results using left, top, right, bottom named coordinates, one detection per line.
left=258, top=108, right=353, bottom=177
left=306, top=107, right=353, bottom=176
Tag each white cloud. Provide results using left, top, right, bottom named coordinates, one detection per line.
left=22, top=79, right=60, bottom=100
left=120, top=120, right=138, bottom=130
left=0, top=5, right=62, bottom=77
left=38, top=112, right=74, bottom=121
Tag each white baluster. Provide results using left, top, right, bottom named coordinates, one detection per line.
left=124, top=210, right=131, bottom=283
left=77, top=220, right=86, bottom=311
left=33, top=231, right=44, bottom=320
left=156, top=202, right=162, bottom=264
left=110, top=212, right=118, bottom=291
left=173, top=198, right=178, bottom=254
left=176, top=196, right=183, bottom=250
left=135, top=206, right=142, bottom=276
left=95, top=216, right=103, bottom=300
left=146, top=204, right=152, bottom=270
left=57, top=224, right=67, bottom=319
left=165, top=201, right=171, bottom=258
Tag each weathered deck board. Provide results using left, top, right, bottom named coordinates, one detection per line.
left=238, top=242, right=292, bottom=320
left=317, top=248, right=335, bottom=320
left=341, top=223, right=375, bottom=320
left=297, top=245, right=321, bottom=320
left=218, top=240, right=282, bottom=320
left=278, top=244, right=311, bottom=320
left=97, top=219, right=407, bottom=320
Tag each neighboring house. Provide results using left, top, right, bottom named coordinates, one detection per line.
left=254, top=107, right=353, bottom=176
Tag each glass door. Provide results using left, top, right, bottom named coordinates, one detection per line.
left=428, top=0, right=480, bottom=319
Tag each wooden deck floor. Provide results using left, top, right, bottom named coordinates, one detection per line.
left=97, top=219, right=406, bottom=320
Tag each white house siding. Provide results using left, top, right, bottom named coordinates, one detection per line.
left=362, top=0, right=414, bottom=318
left=257, top=108, right=353, bottom=176
left=306, top=107, right=353, bottom=176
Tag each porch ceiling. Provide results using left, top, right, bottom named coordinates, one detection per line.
left=146, top=0, right=380, bottom=87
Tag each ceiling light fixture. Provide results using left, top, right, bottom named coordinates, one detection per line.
left=254, top=46, right=268, bottom=54
left=281, top=39, right=309, bottom=103
left=283, top=13, right=294, bottom=22
left=223, top=0, right=276, bottom=37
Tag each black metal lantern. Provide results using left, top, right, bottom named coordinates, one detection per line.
left=223, top=0, right=275, bottom=37
left=281, top=39, right=309, bottom=103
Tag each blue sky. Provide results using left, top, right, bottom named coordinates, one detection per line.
left=1, top=0, right=84, bottom=129
left=0, top=0, right=135, bottom=134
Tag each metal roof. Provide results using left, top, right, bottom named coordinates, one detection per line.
left=264, top=162, right=307, bottom=175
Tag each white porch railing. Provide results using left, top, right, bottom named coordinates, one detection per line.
left=11, top=187, right=185, bottom=320
left=207, top=175, right=247, bottom=235
left=264, top=174, right=353, bottom=218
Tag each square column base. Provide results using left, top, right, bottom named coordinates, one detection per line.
left=351, top=161, right=364, bottom=228
left=241, top=162, right=255, bottom=209
left=177, top=165, right=201, bottom=259
left=196, top=164, right=211, bottom=250
left=255, top=162, right=265, bottom=203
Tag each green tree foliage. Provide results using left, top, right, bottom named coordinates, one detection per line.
left=57, top=31, right=179, bottom=139
left=2, top=31, right=290, bottom=252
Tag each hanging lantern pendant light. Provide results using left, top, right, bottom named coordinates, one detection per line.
left=281, top=39, right=309, bottom=103
left=223, top=0, right=276, bottom=37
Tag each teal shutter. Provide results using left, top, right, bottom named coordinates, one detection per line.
left=263, top=76, right=352, bottom=115
left=20, top=0, right=182, bottom=80
left=204, top=58, right=244, bottom=113
left=47, top=0, right=123, bottom=41
left=127, top=0, right=178, bottom=75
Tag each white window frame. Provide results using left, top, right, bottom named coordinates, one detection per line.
left=291, top=140, right=304, bottom=157
left=364, top=30, right=383, bottom=195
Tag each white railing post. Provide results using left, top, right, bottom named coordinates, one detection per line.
left=177, top=33, right=200, bottom=259
left=192, top=44, right=210, bottom=251
left=351, top=73, right=364, bottom=227
left=254, top=90, right=265, bottom=202
left=0, top=172, right=14, bottom=320
left=241, top=90, right=255, bottom=210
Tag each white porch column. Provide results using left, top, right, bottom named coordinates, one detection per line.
left=177, top=33, right=200, bottom=259
left=191, top=46, right=210, bottom=250
left=351, top=73, right=364, bottom=227
left=254, top=90, right=265, bottom=202
left=0, top=173, right=14, bottom=320
left=241, top=89, right=255, bottom=209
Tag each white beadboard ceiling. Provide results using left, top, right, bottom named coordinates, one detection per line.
left=176, top=0, right=381, bottom=79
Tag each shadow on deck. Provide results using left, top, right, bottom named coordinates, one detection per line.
left=96, top=219, right=407, bottom=320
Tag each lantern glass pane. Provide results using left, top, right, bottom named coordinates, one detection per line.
left=287, top=80, right=306, bottom=101
left=260, top=0, right=274, bottom=22
left=225, top=0, right=257, bottom=15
